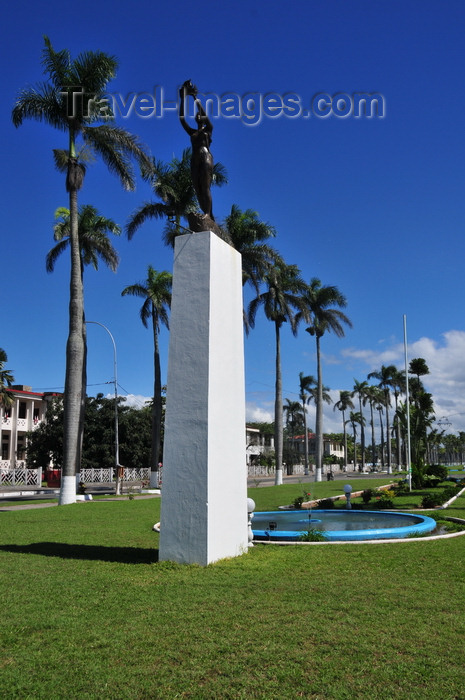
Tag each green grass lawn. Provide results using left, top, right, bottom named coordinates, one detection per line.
left=1, top=491, right=465, bottom=699
left=247, top=478, right=397, bottom=511
left=247, top=477, right=465, bottom=512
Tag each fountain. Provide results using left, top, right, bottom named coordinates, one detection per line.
left=251, top=509, right=437, bottom=542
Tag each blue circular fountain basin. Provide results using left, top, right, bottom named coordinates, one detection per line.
left=252, top=509, right=437, bottom=541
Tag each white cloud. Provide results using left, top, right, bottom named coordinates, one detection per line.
left=246, top=403, right=273, bottom=423
left=105, top=393, right=152, bottom=409
left=342, top=344, right=404, bottom=369
left=343, top=330, right=465, bottom=433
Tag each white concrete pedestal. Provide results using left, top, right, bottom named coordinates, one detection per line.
left=159, top=231, right=248, bottom=565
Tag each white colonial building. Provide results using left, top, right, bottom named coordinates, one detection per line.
left=290, top=432, right=345, bottom=462
left=246, top=426, right=275, bottom=466
left=1, top=385, right=60, bottom=469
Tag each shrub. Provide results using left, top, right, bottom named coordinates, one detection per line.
left=315, top=498, right=335, bottom=509
left=411, top=463, right=426, bottom=489
left=442, top=485, right=459, bottom=502
left=426, top=464, right=449, bottom=481
left=361, top=488, right=375, bottom=504
left=421, top=493, right=443, bottom=508
left=375, top=490, right=396, bottom=509
left=421, top=473, right=443, bottom=488
left=393, top=480, right=409, bottom=495
left=375, top=496, right=394, bottom=509
left=299, top=528, right=326, bottom=542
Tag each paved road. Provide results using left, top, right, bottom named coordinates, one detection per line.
left=248, top=471, right=395, bottom=487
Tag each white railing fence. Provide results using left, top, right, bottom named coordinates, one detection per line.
left=79, top=467, right=151, bottom=483
left=0, top=467, right=42, bottom=486
left=247, top=463, right=346, bottom=477
left=0, top=467, right=152, bottom=490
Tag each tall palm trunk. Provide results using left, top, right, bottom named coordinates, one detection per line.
left=60, top=167, right=84, bottom=505
left=274, top=321, right=283, bottom=485
left=302, top=398, right=309, bottom=475
left=369, top=401, right=376, bottom=470
left=358, top=395, right=366, bottom=472
left=76, top=316, right=87, bottom=487
left=150, top=307, right=162, bottom=488
left=385, top=392, right=392, bottom=474
left=378, top=408, right=385, bottom=467
left=351, top=421, right=358, bottom=468
left=315, top=334, right=323, bottom=482
left=341, top=409, right=348, bottom=470
left=394, top=392, right=402, bottom=468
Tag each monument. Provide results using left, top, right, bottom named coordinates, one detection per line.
left=159, top=82, right=248, bottom=565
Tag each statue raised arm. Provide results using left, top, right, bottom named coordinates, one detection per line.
left=179, top=80, right=215, bottom=221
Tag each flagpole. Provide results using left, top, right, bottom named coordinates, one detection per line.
left=403, top=315, right=412, bottom=490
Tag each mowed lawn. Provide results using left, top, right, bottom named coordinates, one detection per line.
left=1, top=485, right=464, bottom=699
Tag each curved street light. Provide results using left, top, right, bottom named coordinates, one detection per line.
left=86, top=321, right=121, bottom=495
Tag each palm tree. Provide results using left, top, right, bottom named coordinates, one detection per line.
left=408, top=358, right=430, bottom=414
left=122, top=267, right=172, bottom=488
left=352, top=380, right=369, bottom=472
left=46, top=204, right=121, bottom=488
left=298, top=278, right=352, bottom=482
left=308, top=385, right=332, bottom=406
left=126, top=148, right=227, bottom=247
left=390, top=368, right=405, bottom=469
left=283, top=399, right=304, bottom=472
left=223, top=205, right=280, bottom=292
left=347, top=411, right=365, bottom=470
left=333, top=390, right=354, bottom=471
left=247, top=262, right=307, bottom=485
left=397, top=392, right=435, bottom=467
left=409, top=357, right=430, bottom=385
left=375, top=393, right=386, bottom=467
left=46, top=205, right=121, bottom=275
left=0, top=349, right=14, bottom=409
left=364, top=385, right=383, bottom=470
left=223, top=205, right=282, bottom=331
left=299, top=372, right=316, bottom=475
left=426, top=428, right=442, bottom=465
left=367, top=365, right=397, bottom=474
left=12, top=37, right=151, bottom=505
left=308, top=384, right=332, bottom=473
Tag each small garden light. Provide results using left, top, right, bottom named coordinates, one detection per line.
left=247, top=498, right=256, bottom=547
left=343, top=483, right=353, bottom=509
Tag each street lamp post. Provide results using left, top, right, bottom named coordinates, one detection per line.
left=403, top=315, right=412, bottom=491
left=86, top=321, right=121, bottom=495
left=344, top=483, right=352, bottom=509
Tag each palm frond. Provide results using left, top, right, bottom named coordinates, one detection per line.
left=46, top=238, right=69, bottom=272
left=126, top=201, right=167, bottom=239
left=12, top=83, right=66, bottom=130
left=41, top=36, right=70, bottom=89
left=70, top=50, right=118, bottom=97
left=83, top=124, right=151, bottom=190
left=121, top=268, right=172, bottom=331
left=53, top=150, right=69, bottom=173
left=48, top=204, right=121, bottom=272
left=212, top=161, right=228, bottom=187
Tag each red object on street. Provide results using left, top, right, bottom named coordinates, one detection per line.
left=46, top=469, right=61, bottom=487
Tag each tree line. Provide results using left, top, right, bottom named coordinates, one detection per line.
left=280, top=356, right=461, bottom=484
left=8, top=37, right=462, bottom=501
left=8, top=37, right=356, bottom=499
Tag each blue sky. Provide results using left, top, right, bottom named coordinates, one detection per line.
left=3, top=0, right=465, bottom=435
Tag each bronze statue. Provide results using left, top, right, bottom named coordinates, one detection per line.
left=179, top=80, right=215, bottom=222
